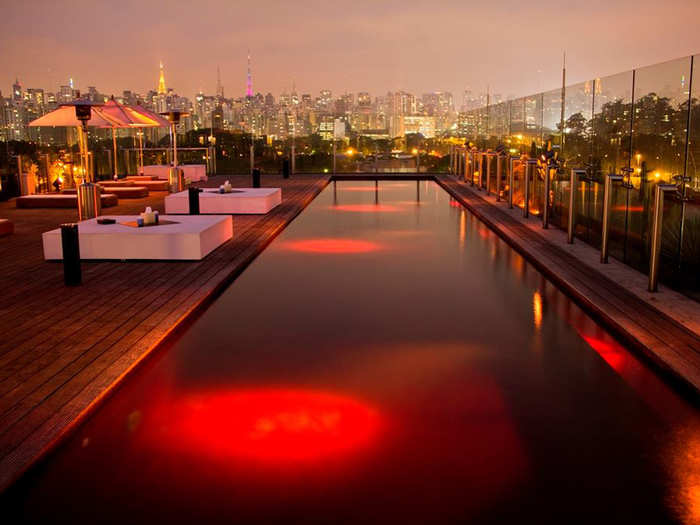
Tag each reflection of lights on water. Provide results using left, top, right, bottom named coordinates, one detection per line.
left=148, top=389, right=380, bottom=464
left=533, top=291, right=543, bottom=329
left=459, top=210, right=466, bottom=247
left=332, top=204, right=399, bottom=213
left=673, top=433, right=700, bottom=524
left=338, top=186, right=380, bottom=192
left=613, top=206, right=644, bottom=212
left=581, top=334, right=625, bottom=371
left=282, top=238, right=383, bottom=254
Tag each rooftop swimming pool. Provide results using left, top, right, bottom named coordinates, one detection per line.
left=4, top=180, right=699, bottom=524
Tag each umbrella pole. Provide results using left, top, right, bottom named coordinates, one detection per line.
left=172, top=123, right=178, bottom=169
left=112, top=127, right=118, bottom=180
left=139, top=130, right=144, bottom=175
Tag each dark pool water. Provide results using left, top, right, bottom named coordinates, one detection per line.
left=4, top=181, right=699, bottom=524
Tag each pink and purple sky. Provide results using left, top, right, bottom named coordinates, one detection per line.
left=2, top=0, right=699, bottom=100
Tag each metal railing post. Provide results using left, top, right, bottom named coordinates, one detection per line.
left=469, top=150, right=475, bottom=186
left=542, top=163, right=551, bottom=229
left=462, top=150, right=467, bottom=181
left=486, top=152, right=495, bottom=194
left=495, top=154, right=503, bottom=201
left=648, top=184, right=678, bottom=292
left=568, top=169, right=586, bottom=244
left=479, top=153, right=486, bottom=190
left=508, top=156, right=517, bottom=209
left=524, top=159, right=536, bottom=218
left=600, top=174, right=623, bottom=263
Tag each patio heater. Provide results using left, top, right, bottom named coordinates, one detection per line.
left=162, top=110, right=189, bottom=193
left=65, top=100, right=103, bottom=220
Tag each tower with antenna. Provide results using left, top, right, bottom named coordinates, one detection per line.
left=216, top=65, right=224, bottom=100
left=158, top=62, right=166, bottom=95
left=246, top=50, right=253, bottom=98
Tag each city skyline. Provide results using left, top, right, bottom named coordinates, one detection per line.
left=2, top=0, right=700, bottom=101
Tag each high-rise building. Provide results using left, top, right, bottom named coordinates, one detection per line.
left=357, top=92, right=372, bottom=107
left=58, top=85, right=73, bottom=104
left=246, top=51, right=253, bottom=98
left=12, top=79, right=22, bottom=102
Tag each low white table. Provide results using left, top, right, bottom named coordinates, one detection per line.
left=141, top=165, right=208, bottom=182
left=164, top=188, right=282, bottom=215
left=42, top=215, right=232, bottom=261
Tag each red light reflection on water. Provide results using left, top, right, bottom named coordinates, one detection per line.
left=581, top=335, right=626, bottom=372
left=613, top=206, right=645, bottom=212
left=338, top=186, right=380, bottom=192
left=281, top=238, right=383, bottom=254
left=332, top=204, right=399, bottom=213
left=147, top=389, right=380, bottom=464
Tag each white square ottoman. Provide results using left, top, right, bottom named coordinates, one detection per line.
left=42, top=215, right=232, bottom=261
left=165, top=188, right=282, bottom=215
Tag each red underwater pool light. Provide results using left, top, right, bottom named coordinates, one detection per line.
left=281, top=238, right=383, bottom=254
left=153, top=389, right=380, bottom=464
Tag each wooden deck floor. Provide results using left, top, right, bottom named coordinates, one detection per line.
left=0, top=173, right=329, bottom=490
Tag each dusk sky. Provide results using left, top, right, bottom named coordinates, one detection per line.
left=2, top=0, right=700, bottom=101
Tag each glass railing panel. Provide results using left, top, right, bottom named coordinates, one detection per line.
left=680, top=55, right=700, bottom=299
left=632, top=57, right=691, bottom=185
left=626, top=57, right=692, bottom=283
left=524, top=94, right=543, bottom=152
left=529, top=164, right=544, bottom=217
left=607, top=183, right=629, bottom=263
left=574, top=180, right=604, bottom=249
left=562, top=80, right=594, bottom=169
left=591, top=70, right=634, bottom=176
left=512, top=159, right=526, bottom=209
left=550, top=169, right=570, bottom=229
left=507, top=97, right=526, bottom=153
left=625, top=183, right=653, bottom=272
left=542, top=87, right=562, bottom=151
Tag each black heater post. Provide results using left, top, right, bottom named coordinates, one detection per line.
left=252, top=168, right=261, bottom=188
left=60, top=223, right=81, bottom=286
left=282, top=159, right=290, bottom=179
left=188, top=187, right=200, bottom=214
